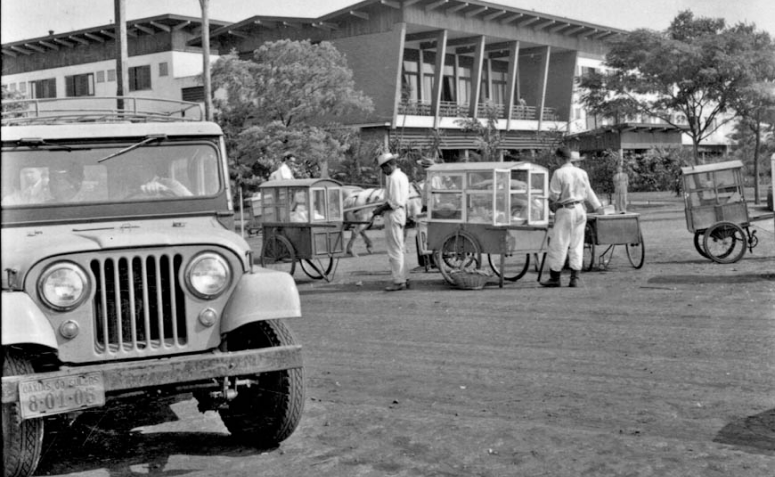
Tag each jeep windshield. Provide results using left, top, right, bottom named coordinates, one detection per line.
left=1, top=139, right=228, bottom=225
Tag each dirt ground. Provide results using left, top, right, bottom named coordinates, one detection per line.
left=34, top=193, right=774, bottom=477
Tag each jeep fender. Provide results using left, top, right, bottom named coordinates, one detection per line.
left=1, top=292, right=58, bottom=349
left=221, top=270, right=301, bottom=334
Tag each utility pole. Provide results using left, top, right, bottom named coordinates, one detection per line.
left=114, top=0, right=129, bottom=112
left=199, top=0, right=213, bottom=121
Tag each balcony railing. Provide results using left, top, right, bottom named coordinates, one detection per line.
left=399, top=100, right=557, bottom=122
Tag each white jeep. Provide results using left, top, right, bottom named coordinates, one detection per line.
left=1, top=97, right=304, bottom=477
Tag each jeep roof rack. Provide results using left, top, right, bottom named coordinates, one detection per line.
left=1, top=97, right=204, bottom=126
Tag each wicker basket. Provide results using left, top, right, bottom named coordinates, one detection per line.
left=449, top=271, right=490, bottom=290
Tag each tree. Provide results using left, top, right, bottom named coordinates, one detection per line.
left=455, top=102, right=502, bottom=161
left=580, top=11, right=775, bottom=165
left=210, top=40, right=373, bottom=195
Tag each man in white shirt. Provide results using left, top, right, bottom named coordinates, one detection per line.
left=371, top=152, right=410, bottom=291
left=269, top=153, right=295, bottom=181
left=542, top=147, right=604, bottom=288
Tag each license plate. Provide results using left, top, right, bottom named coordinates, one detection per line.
left=18, top=372, right=106, bottom=419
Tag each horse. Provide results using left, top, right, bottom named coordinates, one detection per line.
left=342, top=182, right=423, bottom=256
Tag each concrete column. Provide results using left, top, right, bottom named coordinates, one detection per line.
left=468, top=36, right=485, bottom=119
left=505, top=41, right=520, bottom=130
left=431, top=30, right=447, bottom=129
left=536, top=46, right=550, bottom=130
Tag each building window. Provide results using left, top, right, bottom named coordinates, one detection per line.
left=30, top=78, right=57, bottom=99
left=129, top=65, right=152, bottom=91
left=65, top=73, right=95, bottom=97
left=107, top=69, right=116, bottom=82
left=96, top=71, right=105, bottom=83
left=159, top=62, right=169, bottom=77
left=18, top=82, right=27, bottom=94
left=181, top=86, right=204, bottom=102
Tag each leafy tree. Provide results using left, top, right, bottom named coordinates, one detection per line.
left=2, top=88, right=27, bottom=118
left=580, top=11, right=775, bottom=165
left=455, top=102, right=502, bottom=161
left=210, top=40, right=373, bottom=196
left=728, top=80, right=775, bottom=203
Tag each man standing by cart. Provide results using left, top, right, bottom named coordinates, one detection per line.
left=372, top=152, right=410, bottom=291
left=542, top=147, right=604, bottom=288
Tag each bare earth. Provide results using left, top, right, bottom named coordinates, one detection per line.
left=34, top=194, right=774, bottom=477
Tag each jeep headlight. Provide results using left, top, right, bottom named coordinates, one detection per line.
left=39, top=262, right=90, bottom=311
left=186, top=252, right=231, bottom=299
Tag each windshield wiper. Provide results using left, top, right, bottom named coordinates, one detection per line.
left=15, top=138, right=76, bottom=151
left=98, top=134, right=167, bottom=163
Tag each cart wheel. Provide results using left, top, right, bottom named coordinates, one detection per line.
left=300, top=258, right=336, bottom=281
left=260, top=234, right=296, bottom=275
left=693, top=231, right=709, bottom=259
left=582, top=224, right=595, bottom=271
left=487, top=253, right=530, bottom=281
left=626, top=231, right=645, bottom=269
left=435, top=232, right=481, bottom=285
left=703, top=222, right=746, bottom=264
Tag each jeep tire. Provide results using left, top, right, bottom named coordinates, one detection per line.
left=206, top=320, right=304, bottom=449
left=3, top=348, right=44, bottom=477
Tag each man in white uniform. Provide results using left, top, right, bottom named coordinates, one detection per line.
left=371, top=152, right=410, bottom=291
left=269, top=153, right=295, bottom=181
left=542, top=147, right=604, bottom=288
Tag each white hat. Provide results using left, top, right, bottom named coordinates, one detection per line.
left=376, top=152, right=398, bottom=167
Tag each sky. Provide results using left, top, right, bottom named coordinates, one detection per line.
left=2, top=0, right=775, bottom=44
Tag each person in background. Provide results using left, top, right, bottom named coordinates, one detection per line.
left=47, top=162, right=89, bottom=203
left=542, top=146, right=604, bottom=288
left=371, top=152, right=410, bottom=291
left=2, top=167, right=49, bottom=205
left=613, top=162, right=629, bottom=213
left=269, top=152, right=295, bottom=181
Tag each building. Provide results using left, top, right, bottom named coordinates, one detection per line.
left=199, top=0, right=626, bottom=160
left=1, top=0, right=732, bottom=160
left=1, top=14, right=229, bottom=117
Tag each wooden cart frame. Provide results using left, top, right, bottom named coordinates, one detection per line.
left=420, top=161, right=552, bottom=288
left=258, top=178, right=346, bottom=281
left=681, top=160, right=770, bottom=263
left=583, top=213, right=645, bottom=270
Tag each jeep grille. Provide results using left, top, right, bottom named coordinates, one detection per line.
left=90, top=253, right=187, bottom=354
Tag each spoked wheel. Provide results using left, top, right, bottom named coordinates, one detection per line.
left=703, top=221, right=747, bottom=264
left=626, top=231, right=645, bottom=269
left=693, top=231, right=709, bottom=259
left=487, top=253, right=530, bottom=282
left=3, top=348, right=44, bottom=477
left=260, top=234, right=296, bottom=276
left=582, top=224, right=595, bottom=271
left=300, top=257, right=336, bottom=281
left=435, top=232, right=482, bottom=285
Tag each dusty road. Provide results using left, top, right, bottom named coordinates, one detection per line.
left=35, top=198, right=774, bottom=477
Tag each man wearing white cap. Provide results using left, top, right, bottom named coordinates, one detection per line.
left=371, top=152, right=410, bottom=291
left=542, top=146, right=604, bottom=288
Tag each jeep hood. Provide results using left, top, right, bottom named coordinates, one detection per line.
left=1, top=217, right=252, bottom=289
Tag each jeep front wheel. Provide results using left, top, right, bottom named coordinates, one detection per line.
left=3, top=348, right=44, bottom=477
left=213, top=320, right=304, bottom=449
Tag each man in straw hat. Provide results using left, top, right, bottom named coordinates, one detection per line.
left=542, top=146, right=604, bottom=288
left=371, top=152, right=411, bottom=291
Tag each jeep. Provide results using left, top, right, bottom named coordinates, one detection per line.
left=1, top=97, right=304, bottom=477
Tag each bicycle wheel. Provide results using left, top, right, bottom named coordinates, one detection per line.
left=300, top=257, right=336, bottom=281
left=435, top=232, right=481, bottom=285
left=487, top=253, right=530, bottom=282
left=260, top=234, right=296, bottom=275
left=626, top=231, right=645, bottom=269
left=703, top=222, right=746, bottom=264
left=693, top=231, right=709, bottom=259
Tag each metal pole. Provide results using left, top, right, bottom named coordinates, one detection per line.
left=199, top=0, right=213, bottom=121
left=114, top=0, right=129, bottom=112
